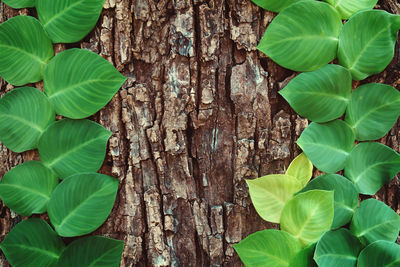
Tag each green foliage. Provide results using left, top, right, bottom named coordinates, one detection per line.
left=250, top=0, right=310, bottom=12
left=285, top=152, right=313, bottom=187
left=324, top=0, right=378, bottom=19
left=357, top=241, right=400, bottom=267
left=288, top=244, right=317, bottom=267
left=2, top=0, right=35, bottom=8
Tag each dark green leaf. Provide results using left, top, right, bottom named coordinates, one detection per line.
left=2, top=0, right=35, bottom=8
left=324, top=0, right=378, bottom=19
left=357, top=241, right=400, bottom=267
left=289, top=243, right=317, bottom=267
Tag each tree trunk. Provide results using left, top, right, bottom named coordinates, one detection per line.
left=0, top=0, right=399, bottom=266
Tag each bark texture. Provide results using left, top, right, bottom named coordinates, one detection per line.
left=0, top=0, right=400, bottom=266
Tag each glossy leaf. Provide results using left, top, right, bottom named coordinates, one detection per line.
left=338, top=10, right=400, bottom=80
left=280, top=190, right=334, bottom=246
left=280, top=64, right=351, bottom=123
left=0, top=87, right=55, bottom=153
left=48, top=173, right=118, bottom=237
left=350, top=198, right=400, bottom=245
left=2, top=0, right=35, bottom=8
left=345, top=83, right=400, bottom=141
left=297, top=120, right=355, bottom=173
left=357, top=241, right=400, bottom=267
left=0, top=161, right=58, bottom=216
left=44, top=48, right=126, bottom=119
left=233, top=229, right=302, bottom=267
left=314, top=228, right=363, bottom=267
left=344, top=142, right=400, bottom=195
left=325, top=0, right=378, bottom=19
left=286, top=153, right=313, bottom=187
left=36, top=0, right=105, bottom=43
left=247, top=174, right=302, bottom=223
left=297, top=174, right=358, bottom=229
left=251, top=0, right=309, bottom=12
left=38, top=119, right=111, bottom=179
left=0, top=16, right=53, bottom=86
left=0, top=219, right=65, bottom=267
left=289, top=243, right=317, bottom=267
left=57, top=236, right=124, bottom=267
left=258, top=1, right=342, bottom=71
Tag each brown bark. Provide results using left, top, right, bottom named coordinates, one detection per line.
left=0, top=0, right=400, bottom=266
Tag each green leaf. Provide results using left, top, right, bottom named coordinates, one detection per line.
left=0, top=87, right=55, bottom=153
left=0, top=161, right=58, bottom=216
left=44, top=48, right=126, bottom=119
left=297, top=174, right=358, bottom=229
left=251, top=0, right=310, bottom=12
left=289, top=243, right=317, bottom=267
left=344, top=142, right=400, bottom=195
left=345, top=83, right=400, bottom=141
left=357, top=241, right=400, bottom=267
left=280, top=190, right=334, bottom=246
left=233, top=229, right=302, bottom=267
left=258, top=1, right=342, bottom=72
left=2, top=0, right=35, bottom=8
left=57, top=236, right=124, bottom=267
left=36, top=0, right=105, bottom=43
left=350, top=198, right=400, bottom=245
left=338, top=10, right=400, bottom=80
left=297, top=120, right=355, bottom=173
left=38, top=119, right=111, bottom=179
left=0, top=16, right=53, bottom=86
left=280, top=64, right=351, bottom=123
left=0, top=219, right=65, bottom=267
left=286, top=152, right=313, bottom=187
left=324, top=0, right=378, bottom=19
left=247, top=174, right=302, bottom=223
left=48, top=173, right=118, bottom=237
left=314, top=228, right=363, bottom=267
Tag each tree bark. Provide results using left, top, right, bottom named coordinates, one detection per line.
left=0, top=0, right=399, bottom=266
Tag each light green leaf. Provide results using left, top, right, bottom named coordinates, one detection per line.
left=288, top=243, right=317, bottom=267
left=338, top=10, right=400, bottom=80
left=233, top=229, right=302, bottom=267
left=345, top=83, right=400, bottom=141
left=48, top=173, right=119, bottom=237
left=0, top=16, right=53, bottom=86
left=344, top=142, right=400, bottom=195
left=280, top=190, right=334, bottom=246
left=44, top=48, right=126, bottom=119
left=38, top=119, right=111, bottom=179
left=0, top=87, right=55, bottom=153
left=247, top=174, right=303, bottom=223
left=297, top=120, right=355, bottom=173
left=324, top=0, right=378, bottom=19
left=0, top=161, right=58, bottom=216
left=36, top=0, right=105, bottom=43
left=350, top=198, right=400, bottom=245
left=258, top=1, right=342, bottom=71
left=251, top=0, right=311, bottom=12
left=0, top=219, right=65, bottom=267
left=286, top=153, right=313, bottom=187
left=297, top=174, right=358, bottom=229
left=357, top=241, right=400, bottom=267
left=314, top=228, right=363, bottom=267
left=280, top=64, right=351, bottom=123
left=2, top=0, right=35, bottom=8
left=57, top=236, right=124, bottom=267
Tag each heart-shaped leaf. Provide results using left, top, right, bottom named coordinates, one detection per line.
left=280, top=190, right=334, bottom=246
left=338, top=10, right=400, bottom=80
left=38, top=119, right=111, bottom=179
left=350, top=198, right=400, bottom=245
left=0, top=161, right=58, bottom=216
left=357, top=241, right=400, bottom=267
left=258, top=1, right=342, bottom=71
left=297, top=174, right=359, bottom=229
left=345, top=83, right=400, bottom=141
left=0, top=16, right=53, bottom=86
left=344, top=142, right=400, bottom=195
left=314, top=228, right=363, bottom=267
left=297, top=120, right=355, bottom=173
left=289, top=244, right=317, bottom=267
left=233, top=229, right=302, bottom=267
left=57, top=236, right=124, bottom=267
left=324, top=0, right=378, bottom=19
left=280, top=64, right=351, bottom=123
left=0, top=219, right=65, bottom=267
left=36, top=0, right=105, bottom=43
left=286, top=152, right=313, bottom=187
left=44, top=48, right=126, bottom=119
left=2, top=0, right=35, bottom=8
left=251, top=0, right=310, bottom=12
left=247, top=174, right=302, bottom=223
left=48, top=173, right=118, bottom=237
left=0, top=87, right=55, bottom=153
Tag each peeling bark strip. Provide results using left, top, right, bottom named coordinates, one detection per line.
left=0, top=0, right=400, bottom=266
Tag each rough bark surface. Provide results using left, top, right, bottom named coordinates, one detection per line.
left=0, top=0, right=399, bottom=266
